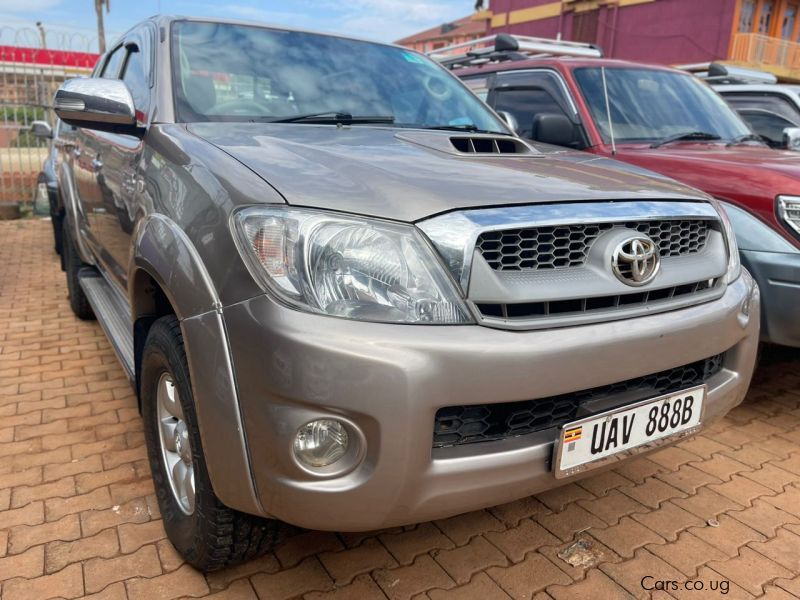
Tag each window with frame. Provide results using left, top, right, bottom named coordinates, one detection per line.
left=492, top=71, right=576, bottom=141
left=121, top=45, right=149, bottom=115
left=101, top=45, right=126, bottom=78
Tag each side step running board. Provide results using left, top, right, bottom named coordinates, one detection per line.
left=78, top=270, right=135, bottom=382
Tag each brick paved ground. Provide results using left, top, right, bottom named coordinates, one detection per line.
left=2, top=219, right=800, bottom=600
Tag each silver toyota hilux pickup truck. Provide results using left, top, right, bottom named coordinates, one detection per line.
left=52, top=15, right=760, bottom=570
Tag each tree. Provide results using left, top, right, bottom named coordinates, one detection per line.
left=95, top=0, right=110, bottom=53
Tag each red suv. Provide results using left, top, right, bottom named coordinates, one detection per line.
left=447, top=35, right=800, bottom=347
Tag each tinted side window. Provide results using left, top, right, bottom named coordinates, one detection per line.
left=101, top=46, right=125, bottom=78
left=122, top=46, right=149, bottom=114
left=722, top=93, right=800, bottom=123
left=492, top=71, right=577, bottom=139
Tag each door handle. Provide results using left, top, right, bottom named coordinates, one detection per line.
left=91, top=158, right=103, bottom=171
left=72, top=147, right=82, bottom=158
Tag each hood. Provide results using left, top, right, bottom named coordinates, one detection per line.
left=611, top=142, right=800, bottom=217
left=189, top=123, right=709, bottom=222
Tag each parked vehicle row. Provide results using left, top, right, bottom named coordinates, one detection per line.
left=437, top=34, right=800, bottom=348
left=45, top=18, right=760, bottom=571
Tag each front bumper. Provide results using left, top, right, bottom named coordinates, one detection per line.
left=220, top=274, right=759, bottom=531
left=741, top=249, right=800, bottom=347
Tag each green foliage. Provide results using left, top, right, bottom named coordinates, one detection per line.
left=0, top=105, right=46, bottom=124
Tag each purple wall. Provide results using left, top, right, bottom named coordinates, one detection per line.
left=489, top=0, right=737, bottom=65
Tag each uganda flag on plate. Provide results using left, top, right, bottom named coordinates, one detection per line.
left=563, top=426, right=582, bottom=444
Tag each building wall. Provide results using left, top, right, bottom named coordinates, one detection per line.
left=488, top=0, right=738, bottom=65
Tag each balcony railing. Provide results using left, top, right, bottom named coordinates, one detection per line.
left=730, top=32, right=800, bottom=79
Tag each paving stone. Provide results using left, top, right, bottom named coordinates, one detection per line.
left=630, top=501, right=703, bottom=542
left=319, top=537, right=398, bottom=585
left=730, top=499, right=800, bottom=537
left=709, top=547, right=793, bottom=596
left=646, top=531, right=727, bottom=577
left=601, top=549, right=685, bottom=600
left=373, top=554, right=455, bottom=600
left=578, top=489, right=648, bottom=525
left=688, top=514, right=767, bottom=558
left=428, top=572, right=511, bottom=600
left=590, top=516, right=664, bottom=558
left=547, top=568, right=634, bottom=600
left=380, top=523, right=454, bottom=565
left=487, top=551, right=570, bottom=599
left=485, top=519, right=560, bottom=563
left=251, top=557, right=334, bottom=600
left=432, top=535, right=507, bottom=584
left=435, top=510, right=505, bottom=546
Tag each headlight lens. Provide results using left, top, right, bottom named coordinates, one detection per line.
left=232, top=206, right=472, bottom=324
left=713, top=201, right=741, bottom=283
left=777, top=195, right=800, bottom=237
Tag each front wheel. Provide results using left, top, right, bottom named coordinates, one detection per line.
left=141, top=315, right=287, bottom=571
left=62, top=220, right=94, bottom=320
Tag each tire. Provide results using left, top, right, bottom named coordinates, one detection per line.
left=141, top=315, right=287, bottom=571
left=52, top=211, right=63, bottom=256
left=62, top=220, right=95, bottom=321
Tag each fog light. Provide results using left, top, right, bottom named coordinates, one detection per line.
left=293, top=419, right=349, bottom=468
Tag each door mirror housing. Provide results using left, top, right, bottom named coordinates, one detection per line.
left=30, top=120, right=52, bottom=139
left=783, top=127, right=800, bottom=150
left=54, top=77, right=142, bottom=136
left=531, top=113, right=576, bottom=147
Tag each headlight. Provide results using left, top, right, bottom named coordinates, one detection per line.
left=777, top=195, right=800, bottom=237
left=232, top=206, right=473, bottom=324
left=713, top=200, right=741, bottom=283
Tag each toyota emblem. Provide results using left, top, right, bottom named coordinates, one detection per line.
left=612, top=235, right=660, bottom=286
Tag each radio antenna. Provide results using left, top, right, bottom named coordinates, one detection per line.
left=601, top=66, right=617, bottom=156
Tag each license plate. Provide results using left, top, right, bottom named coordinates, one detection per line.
left=554, top=385, right=705, bottom=478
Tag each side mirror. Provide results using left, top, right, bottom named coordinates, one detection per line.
left=783, top=127, right=800, bottom=150
left=54, top=77, right=141, bottom=135
left=531, top=113, right=576, bottom=147
left=496, top=110, right=519, bottom=134
left=30, top=120, right=52, bottom=139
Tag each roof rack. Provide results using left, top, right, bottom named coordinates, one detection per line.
left=427, top=33, right=603, bottom=69
left=677, top=62, right=777, bottom=85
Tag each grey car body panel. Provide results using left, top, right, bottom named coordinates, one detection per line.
left=223, top=274, right=758, bottom=530
left=181, top=309, right=264, bottom=515
left=188, top=123, right=713, bottom=223
left=741, top=250, right=800, bottom=346
left=54, top=15, right=761, bottom=529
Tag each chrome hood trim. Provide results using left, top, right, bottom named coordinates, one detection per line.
left=417, top=200, right=721, bottom=293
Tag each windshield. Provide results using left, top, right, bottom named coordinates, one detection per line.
left=573, top=67, right=750, bottom=144
left=171, top=21, right=506, bottom=132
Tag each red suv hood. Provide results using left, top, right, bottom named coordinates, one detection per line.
left=606, top=142, right=800, bottom=242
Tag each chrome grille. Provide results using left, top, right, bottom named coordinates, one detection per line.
left=433, top=354, right=724, bottom=448
left=476, top=219, right=711, bottom=271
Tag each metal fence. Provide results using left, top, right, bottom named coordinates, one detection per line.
left=0, top=28, right=97, bottom=204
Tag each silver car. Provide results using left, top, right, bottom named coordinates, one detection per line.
left=52, top=16, right=759, bottom=571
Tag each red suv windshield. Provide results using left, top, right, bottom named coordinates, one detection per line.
left=574, top=67, right=750, bottom=144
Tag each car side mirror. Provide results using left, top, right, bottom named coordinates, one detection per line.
left=54, top=77, right=141, bottom=135
left=531, top=113, right=576, bottom=147
left=496, top=110, right=519, bottom=134
left=30, top=120, right=52, bottom=139
left=782, top=126, right=800, bottom=150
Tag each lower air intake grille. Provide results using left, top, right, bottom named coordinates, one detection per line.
left=433, top=354, right=724, bottom=448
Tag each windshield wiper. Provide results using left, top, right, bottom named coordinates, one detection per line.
left=268, top=112, right=395, bottom=124
left=726, top=133, right=767, bottom=147
left=650, top=131, right=721, bottom=149
left=424, top=124, right=512, bottom=135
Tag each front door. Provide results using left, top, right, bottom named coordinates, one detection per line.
left=87, top=31, right=152, bottom=291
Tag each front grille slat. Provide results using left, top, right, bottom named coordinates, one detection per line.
left=433, top=354, right=724, bottom=448
left=476, top=220, right=711, bottom=271
left=477, top=279, right=717, bottom=321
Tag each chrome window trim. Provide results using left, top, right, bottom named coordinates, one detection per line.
left=417, top=200, right=721, bottom=293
